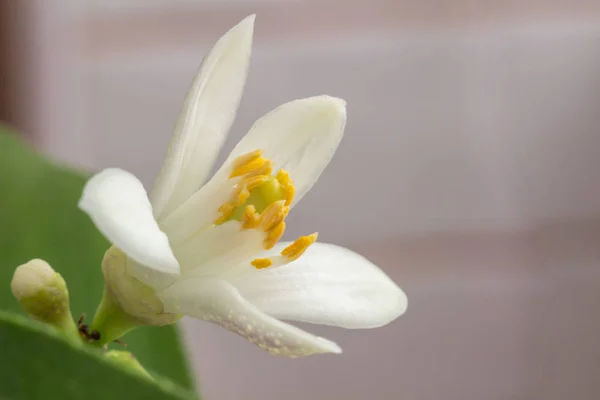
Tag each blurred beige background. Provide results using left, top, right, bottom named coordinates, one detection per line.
left=3, top=1, right=600, bottom=399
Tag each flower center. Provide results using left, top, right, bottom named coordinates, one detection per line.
left=215, top=150, right=317, bottom=270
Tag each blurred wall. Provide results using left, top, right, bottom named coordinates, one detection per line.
left=79, top=16, right=600, bottom=241
left=6, top=1, right=600, bottom=399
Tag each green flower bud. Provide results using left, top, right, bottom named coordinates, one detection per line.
left=11, top=259, right=77, bottom=336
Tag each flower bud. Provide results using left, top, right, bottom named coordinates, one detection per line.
left=11, top=259, right=77, bottom=335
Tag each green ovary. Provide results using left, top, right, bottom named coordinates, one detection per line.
left=227, top=176, right=286, bottom=222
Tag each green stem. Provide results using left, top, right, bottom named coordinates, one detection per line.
left=56, top=312, right=79, bottom=340
left=89, top=290, right=140, bottom=347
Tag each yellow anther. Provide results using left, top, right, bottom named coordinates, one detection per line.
left=259, top=200, right=288, bottom=231
left=281, top=233, right=318, bottom=261
left=251, top=258, right=273, bottom=270
left=231, top=150, right=263, bottom=170
left=230, top=156, right=268, bottom=178
left=240, top=175, right=270, bottom=191
left=218, top=203, right=233, bottom=213
left=244, top=159, right=273, bottom=179
left=242, top=205, right=260, bottom=229
left=276, top=169, right=295, bottom=206
left=234, top=185, right=250, bottom=206
left=215, top=185, right=251, bottom=224
left=264, top=221, right=286, bottom=250
left=276, top=169, right=290, bottom=186
left=283, top=184, right=295, bottom=206
left=215, top=203, right=235, bottom=224
left=216, top=151, right=293, bottom=248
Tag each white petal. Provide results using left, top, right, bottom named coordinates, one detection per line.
left=159, top=278, right=341, bottom=357
left=160, top=96, right=346, bottom=236
left=127, top=258, right=178, bottom=290
left=158, top=171, right=235, bottom=244
left=151, top=15, right=255, bottom=221
left=172, top=221, right=264, bottom=276
left=224, top=95, right=346, bottom=206
left=79, top=169, right=180, bottom=287
left=232, top=243, right=407, bottom=329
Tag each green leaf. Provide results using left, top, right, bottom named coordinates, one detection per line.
left=0, top=311, right=197, bottom=400
left=0, top=127, right=195, bottom=389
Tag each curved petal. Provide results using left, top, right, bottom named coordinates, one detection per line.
left=224, top=95, right=346, bottom=206
left=151, top=15, right=255, bottom=221
left=79, top=169, right=180, bottom=285
left=159, top=278, right=341, bottom=357
left=162, top=96, right=346, bottom=236
left=231, top=243, right=407, bottom=329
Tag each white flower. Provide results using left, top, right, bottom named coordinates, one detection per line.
left=79, top=15, right=407, bottom=357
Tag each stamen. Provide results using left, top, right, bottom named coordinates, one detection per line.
left=242, top=205, right=260, bottom=229
left=283, top=185, right=295, bottom=207
left=264, top=221, right=286, bottom=250
left=216, top=151, right=301, bottom=254
left=276, top=169, right=295, bottom=206
left=240, top=175, right=270, bottom=191
left=235, top=185, right=250, bottom=206
left=215, top=203, right=235, bottom=224
left=276, top=169, right=289, bottom=186
left=259, top=200, right=288, bottom=231
left=251, top=258, right=273, bottom=270
left=231, top=150, right=262, bottom=170
left=281, top=233, right=318, bottom=261
left=230, top=156, right=268, bottom=178
left=214, top=184, right=251, bottom=224
left=244, top=159, right=273, bottom=179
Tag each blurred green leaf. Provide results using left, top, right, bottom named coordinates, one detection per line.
left=0, top=311, right=197, bottom=400
left=0, top=127, right=195, bottom=389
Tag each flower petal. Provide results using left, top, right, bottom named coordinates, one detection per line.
left=224, top=95, right=346, bottom=206
left=231, top=243, right=407, bottom=329
left=79, top=168, right=180, bottom=286
left=151, top=15, right=255, bottom=221
left=158, top=172, right=235, bottom=244
left=172, top=220, right=264, bottom=276
left=159, top=278, right=341, bottom=357
left=159, top=96, right=346, bottom=239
